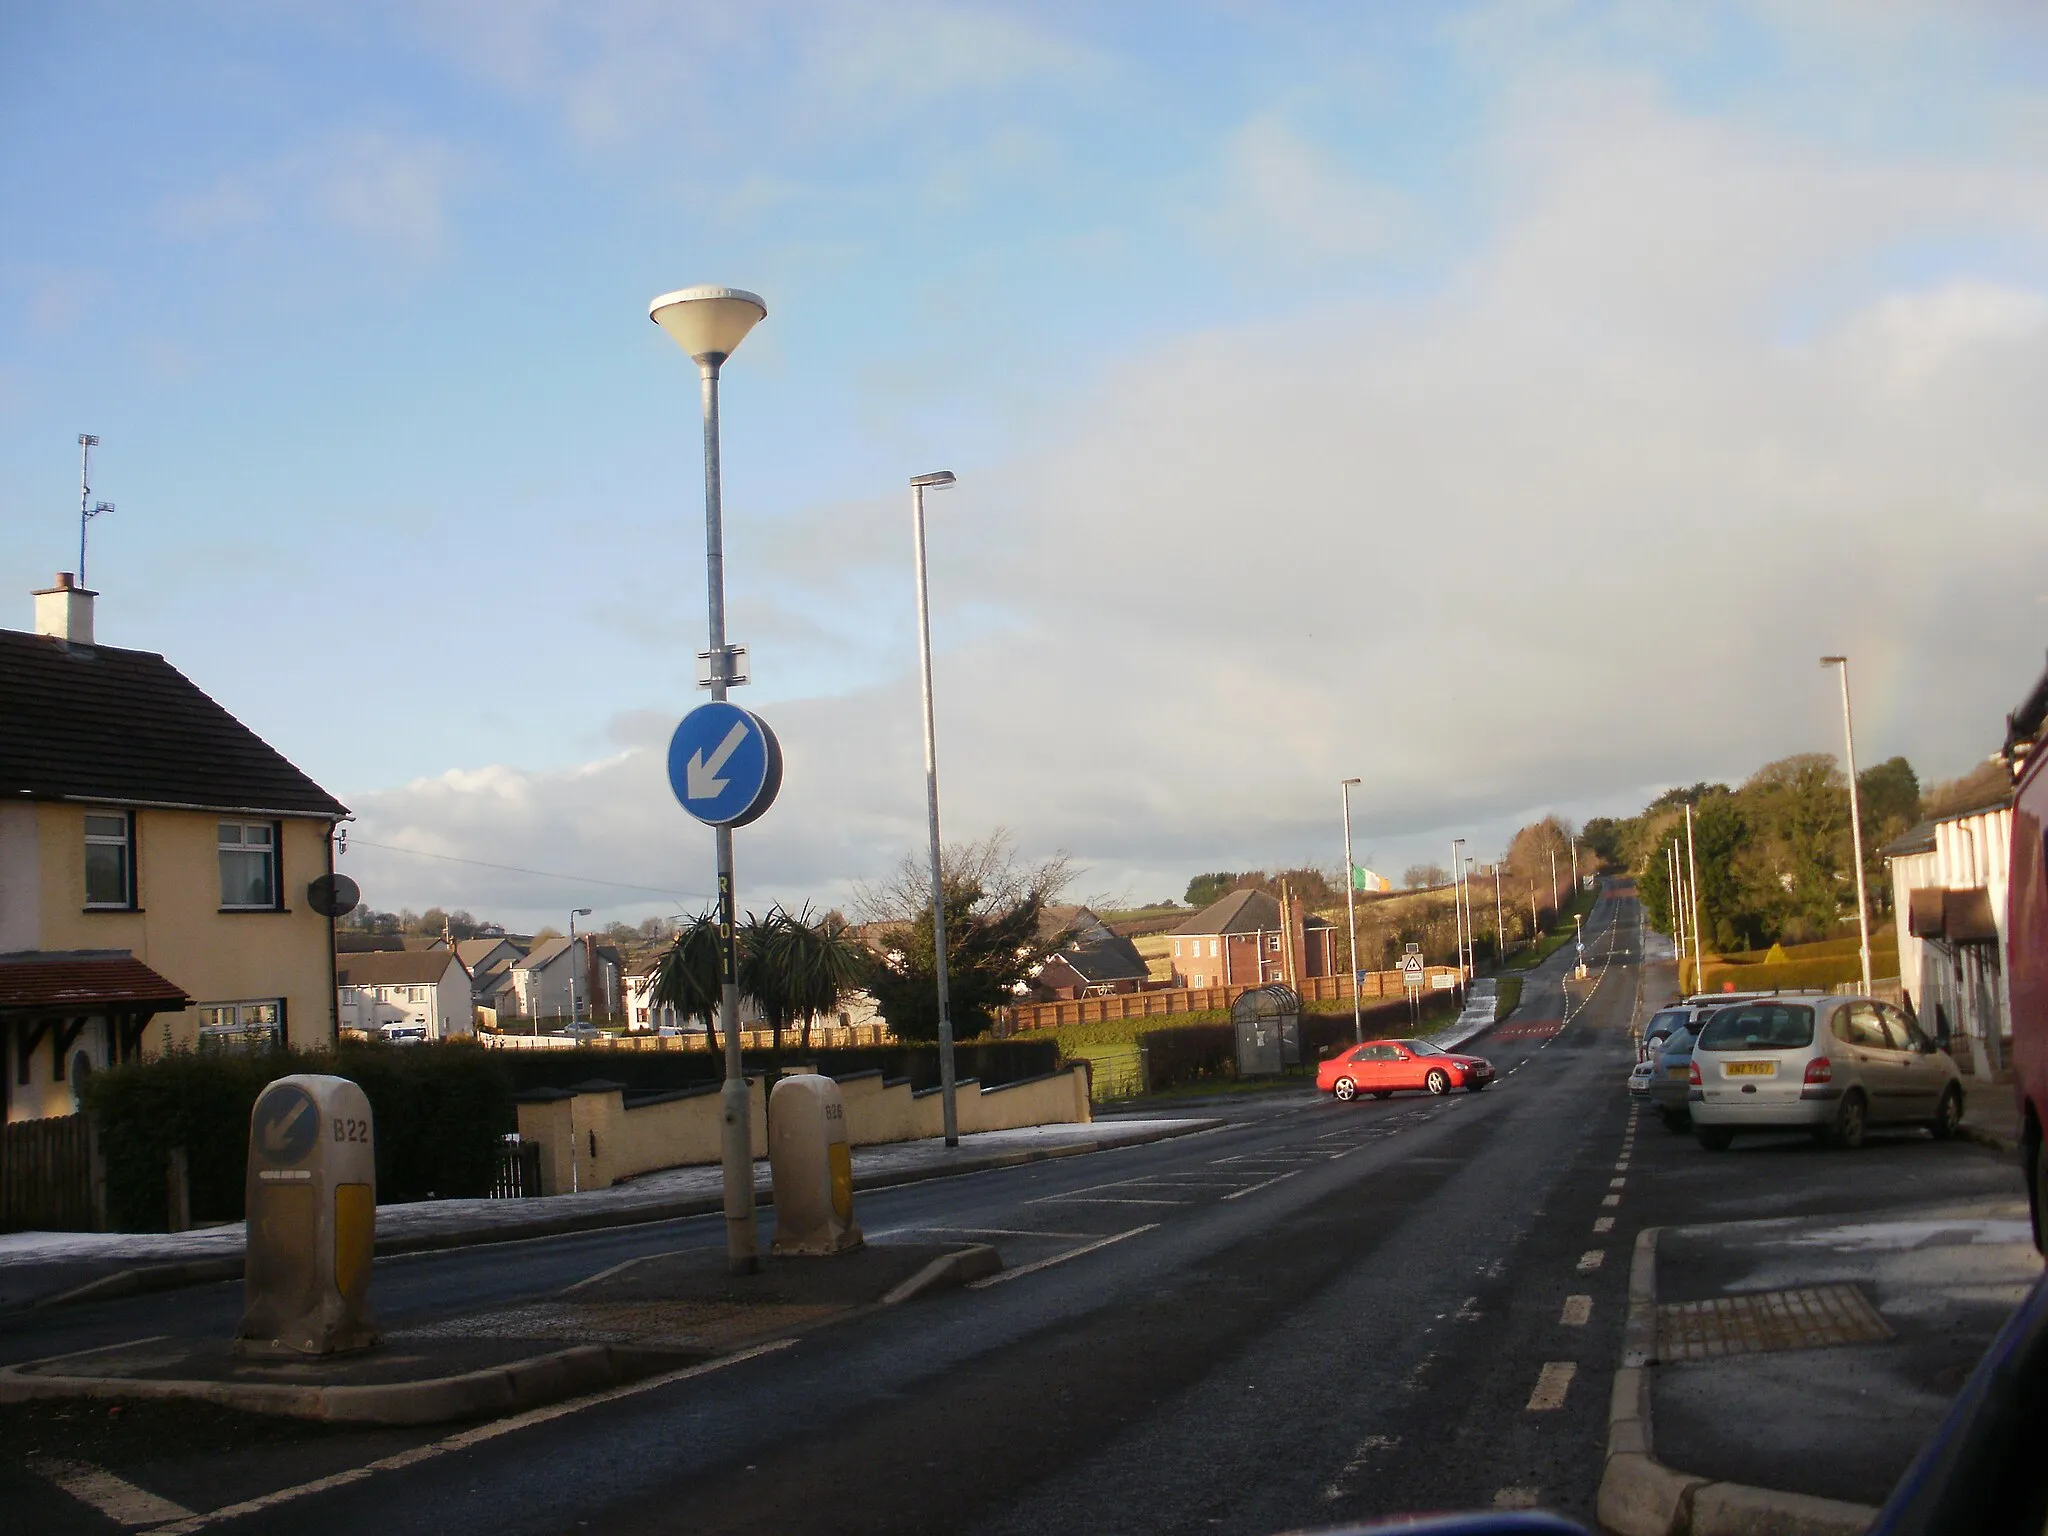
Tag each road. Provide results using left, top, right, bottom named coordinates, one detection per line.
left=5, top=885, right=2022, bottom=1533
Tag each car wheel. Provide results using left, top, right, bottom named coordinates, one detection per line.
left=1696, top=1125, right=1735, bottom=1151
left=1930, top=1086, right=1963, bottom=1140
left=1661, top=1109, right=1690, bottom=1134
left=1426, top=1069, right=1450, bottom=1096
left=2032, top=1133, right=2048, bottom=1254
left=1832, top=1091, right=1868, bottom=1150
left=1372, top=1090, right=1393, bottom=1100
left=1333, top=1078, right=1357, bottom=1102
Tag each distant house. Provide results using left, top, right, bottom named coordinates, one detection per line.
left=336, top=950, right=474, bottom=1040
left=1028, top=906, right=1150, bottom=1000
left=512, top=935, right=621, bottom=1023
left=1884, top=791, right=2015, bottom=1073
left=1, top=574, right=348, bottom=1120
left=624, top=958, right=687, bottom=1032
left=1166, top=889, right=1336, bottom=990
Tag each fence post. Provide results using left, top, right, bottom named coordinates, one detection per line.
left=87, top=1113, right=107, bottom=1232
left=166, top=1145, right=191, bottom=1233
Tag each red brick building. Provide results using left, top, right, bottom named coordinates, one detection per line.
left=1166, top=889, right=1336, bottom=990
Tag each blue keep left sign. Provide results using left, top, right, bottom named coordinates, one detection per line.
left=668, top=702, right=782, bottom=827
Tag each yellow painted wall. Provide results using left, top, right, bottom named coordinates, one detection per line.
left=35, top=802, right=337, bottom=1055
left=513, top=1065, right=1093, bottom=1190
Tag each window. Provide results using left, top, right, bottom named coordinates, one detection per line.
left=84, top=811, right=134, bottom=908
left=218, top=821, right=277, bottom=908
left=1698, top=1004, right=1815, bottom=1051
left=198, top=999, right=282, bottom=1050
left=1208, top=940, right=1218, bottom=957
left=1832, top=1003, right=1891, bottom=1050
left=1268, top=935, right=1281, bottom=951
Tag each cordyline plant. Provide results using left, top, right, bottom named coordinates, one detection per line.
left=649, top=905, right=868, bottom=1056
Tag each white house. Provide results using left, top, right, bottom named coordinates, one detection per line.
left=1884, top=790, right=2014, bottom=1074
left=336, top=950, right=474, bottom=1040
left=512, top=935, right=620, bottom=1024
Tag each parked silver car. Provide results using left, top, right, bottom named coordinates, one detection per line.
left=1689, top=994, right=1964, bottom=1150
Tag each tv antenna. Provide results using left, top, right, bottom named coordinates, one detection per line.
left=77, top=433, right=112, bottom=588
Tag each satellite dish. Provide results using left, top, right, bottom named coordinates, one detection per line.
left=307, top=873, right=361, bottom=918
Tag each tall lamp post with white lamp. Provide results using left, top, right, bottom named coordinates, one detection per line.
left=649, top=284, right=773, bottom=1276
left=1340, top=778, right=1363, bottom=1044
left=909, top=470, right=963, bottom=1146
left=1821, top=655, right=1874, bottom=996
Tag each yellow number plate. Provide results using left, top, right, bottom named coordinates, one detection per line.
left=1667, top=1065, right=1689, bottom=1077
left=1724, top=1061, right=1777, bottom=1077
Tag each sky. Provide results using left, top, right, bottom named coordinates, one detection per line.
left=5, top=1, right=2048, bottom=930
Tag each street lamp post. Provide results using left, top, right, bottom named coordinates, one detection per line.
left=1340, top=778, right=1363, bottom=1043
left=1685, top=803, right=1705, bottom=996
left=1466, top=857, right=1478, bottom=967
left=567, top=907, right=592, bottom=1027
left=1821, top=656, right=1874, bottom=995
left=649, top=283, right=769, bottom=1275
left=909, top=470, right=962, bottom=1147
left=1450, top=838, right=1468, bottom=989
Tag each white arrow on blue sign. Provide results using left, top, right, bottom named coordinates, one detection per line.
left=668, top=702, right=782, bottom=828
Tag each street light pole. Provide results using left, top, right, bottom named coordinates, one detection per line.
left=1685, top=804, right=1705, bottom=997
left=1450, top=838, right=1467, bottom=989
left=1822, top=656, right=1874, bottom=995
left=649, top=283, right=769, bottom=1276
left=567, top=907, right=592, bottom=1026
left=1341, top=779, right=1363, bottom=1043
left=911, top=471, right=961, bottom=1145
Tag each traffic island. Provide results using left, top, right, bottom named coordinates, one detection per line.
left=1599, top=1205, right=2040, bottom=1536
left=0, top=1241, right=999, bottom=1427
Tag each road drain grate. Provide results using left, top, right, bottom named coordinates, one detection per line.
left=1657, top=1284, right=1892, bottom=1360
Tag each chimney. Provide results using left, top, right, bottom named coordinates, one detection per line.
left=32, top=572, right=95, bottom=646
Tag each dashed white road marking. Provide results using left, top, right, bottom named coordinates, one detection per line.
left=968, top=1223, right=1158, bottom=1288
left=1320, top=1434, right=1400, bottom=1501
left=1593, top=1216, right=1615, bottom=1234
left=1601, top=1193, right=1622, bottom=1207
left=1560, top=1295, right=1593, bottom=1326
left=1493, top=1486, right=1541, bottom=1509
left=1455, top=1294, right=1483, bottom=1322
left=1527, top=1361, right=1577, bottom=1411
left=1222, top=1169, right=1303, bottom=1201
left=1609, top=1177, right=1626, bottom=1188
left=1577, top=1250, right=1606, bottom=1272
left=31, top=1459, right=196, bottom=1528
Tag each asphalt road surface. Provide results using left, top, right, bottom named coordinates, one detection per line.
left=19, top=884, right=1982, bottom=1536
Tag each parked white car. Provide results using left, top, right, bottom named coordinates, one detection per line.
left=1689, top=994, right=1964, bottom=1150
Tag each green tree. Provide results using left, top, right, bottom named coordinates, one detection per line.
left=650, top=912, right=724, bottom=1052
left=1184, top=872, right=1238, bottom=907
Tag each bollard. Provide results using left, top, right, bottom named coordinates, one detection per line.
left=235, top=1074, right=381, bottom=1356
left=768, top=1074, right=862, bottom=1256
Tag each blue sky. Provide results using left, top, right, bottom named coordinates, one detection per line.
left=6, top=2, right=2048, bottom=928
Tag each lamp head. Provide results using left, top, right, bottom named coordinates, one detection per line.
left=911, top=470, right=957, bottom=490
left=1820, top=655, right=1846, bottom=667
left=648, top=286, right=767, bottom=365
left=573, top=908, right=593, bottom=917
left=1341, top=776, right=1362, bottom=786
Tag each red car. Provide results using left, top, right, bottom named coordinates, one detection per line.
left=1317, top=1038, right=1496, bottom=1101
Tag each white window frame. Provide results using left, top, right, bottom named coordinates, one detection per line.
left=83, top=810, right=135, bottom=909
left=218, top=820, right=278, bottom=910
left=197, top=999, right=283, bottom=1050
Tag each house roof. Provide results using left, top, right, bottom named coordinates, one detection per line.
left=1881, top=821, right=1938, bottom=859
left=0, top=950, right=190, bottom=1014
left=335, top=951, right=460, bottom=987
left=1059, top=936, right=1149, bottom=984
left=0, top=628, right=347, bottom=818
left=456, top=937, right=525, bottom=970
left=515, top=936, right=572, bottom=971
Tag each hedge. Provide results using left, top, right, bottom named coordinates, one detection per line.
left=84, top=1041, right=515, bottom=1233
left=488, top=1040, right=1059, bottom=1099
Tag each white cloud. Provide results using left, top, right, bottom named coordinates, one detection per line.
left=348, top=66, right=2048, bottom=926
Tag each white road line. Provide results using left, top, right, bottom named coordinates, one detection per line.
left=1601, top=1194, right=1621, bottom=1208
left=1222, top=1169, right=1303, bottom=1201
left=1609, top=1177, right=1626, bottom=1188
left=1033, top=1195, right=1191, bottom=1206
left=1527, top=1361, right=1577, bottom=1411
left=1319, top=1434, right=1400, bottom=1501
left=967, top=1223, right=1158, bottom=1289
left=866, top=1226, right=1097, bottom=1241
left=1577, top=1250, right=1605, bottom=1272
left=1593, top=1217, right=1615, bottom=1234
left=1493, top=1486, right=1541, bottom=1509
left=147, top=1341, right=797, bottom=1534
left=1560, top=1295, right=1593, bottom=1326
left=31, top=1458, right=196, bottom=1527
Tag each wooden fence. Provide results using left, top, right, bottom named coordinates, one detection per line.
left=0, top=1113, right=98, bottom=1232
left=999, top=966, right=1463, bottom=1033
